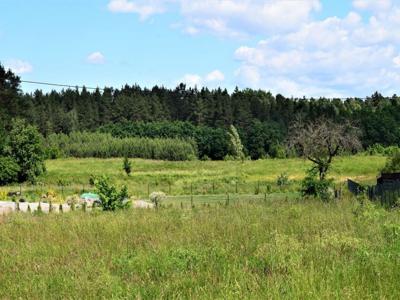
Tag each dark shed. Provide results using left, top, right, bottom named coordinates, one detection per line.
left=377, top=173, right=400, bottom=185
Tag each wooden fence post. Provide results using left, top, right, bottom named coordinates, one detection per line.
left=190, top=183, right=194, bottom=207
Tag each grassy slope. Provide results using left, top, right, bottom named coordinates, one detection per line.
left=30, top=155, right=385, bottom=196
left=0, top=199, right=399, bottom=299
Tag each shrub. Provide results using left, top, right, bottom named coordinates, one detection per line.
left=123, top=157, right=132, bottom=176
left=353, top=198, right=387, bottom=222
left=66, top=195, right=80, bottom=206
left=301, top=168, right=333, bottom=201
left=276, top=173, right=290, bottom=187
left=95, top=176, right=130, bottom=211
left=382, top=150, right=400, bottom=173
left=6, top=119, right=46, bottom=183
left=270, top=143, right=287, bottom=159
left=0, top=157, right=20, bottom=185
left=149, top=192, right=167, bottom=208
left=366, top=144, right=400, bottom=156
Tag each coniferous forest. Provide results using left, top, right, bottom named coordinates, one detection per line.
left=1, top=64, right=400, bottom=160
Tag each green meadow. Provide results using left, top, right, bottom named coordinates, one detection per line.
left=1, top=155, right=399, bottom=299
left=1, top=155, right=385, bottom=200
left=1, top=198, right=400, bottom=299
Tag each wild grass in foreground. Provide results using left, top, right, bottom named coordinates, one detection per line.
left=0, top=197, right=399, bottom=299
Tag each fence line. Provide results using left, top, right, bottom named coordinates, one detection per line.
left=348, top=179, right=400, bottom=207
left=0, top=179, right=303, bottom=201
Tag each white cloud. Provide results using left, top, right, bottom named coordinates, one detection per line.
left=87, top=52, right=105, bottom=64
left=179, top=0, right=321, bottom=37
left=107, top=0, right=400, bottom=96
left=107, top=0, right=167, bottom=20
left=108, top=0, right=321, bottom=36
left=184, top=26, right=199, bottom=35
left=179, top=74, right=202, bottom=87
left=5, top=59, right=33, bottom=74
left=205, top=70, right=225, bottom=82
left=394, top=55, right=400, bottom=67
left=234, top=7, right=400, bottom=97
left=353, top=0, right=392, bottom=11
left=179, top=69, right=225, bottom=87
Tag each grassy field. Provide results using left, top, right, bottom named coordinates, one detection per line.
left=1, top=155, right=385, bottom=200
left=0, top=197, right=399, bottom=298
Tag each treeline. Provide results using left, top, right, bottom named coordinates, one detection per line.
left=1, top=64, right=400, bottom=159
left=99, top=121, right=285, bottom=159
left=45, top=132, right=197, bottom=161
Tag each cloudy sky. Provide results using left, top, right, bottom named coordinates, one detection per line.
left=1, top=0, right=400, bottom=97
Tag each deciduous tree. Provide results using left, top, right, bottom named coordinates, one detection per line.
left=289, top=118, right=361, bottom=180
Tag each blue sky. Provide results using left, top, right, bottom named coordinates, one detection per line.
left=1, top=0, right=399, bottom=97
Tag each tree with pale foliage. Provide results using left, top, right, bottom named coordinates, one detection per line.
left=289, top=118, right=361, bottom=180
left=228, top=125, right=245, bottom=161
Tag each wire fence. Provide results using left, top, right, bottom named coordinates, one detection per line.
left=0, top=180, right=305, bottom=202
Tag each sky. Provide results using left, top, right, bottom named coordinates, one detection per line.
left=0, top=0, right=400, bottom=97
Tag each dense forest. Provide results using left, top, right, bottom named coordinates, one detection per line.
left=1, top=64, right=400, bottom=160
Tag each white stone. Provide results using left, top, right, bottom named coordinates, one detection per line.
left=133, top=200, right=155, bottom=209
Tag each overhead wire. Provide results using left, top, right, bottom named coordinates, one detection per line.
left=19, top=80, right=386, bottom=101
left=20, top=80, right=106, bottom=91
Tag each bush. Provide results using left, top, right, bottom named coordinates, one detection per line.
left=123, top=157, right=132, bottom=176
left=382, top=150, right=400, bottom=173
left=95, top=176, right=130, bottom=211
left=149, top=192, right=167, bottom=208
left=44, top=146, right=63, bottom=160
left=277, top=173, right=290, bottom=187
left=301, top=168, right=333, bottom=201
left=6, top=119, right=46, bottom=183
left=270, top=143, right=287, bottom=159
left=366, top=144, right=400, bottom=156
left=0, top=157, right=20, bottom=185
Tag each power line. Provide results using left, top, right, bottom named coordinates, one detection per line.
left=20, top=80, right=106, bottom=91
left=19, top=79, right=388, bottom=101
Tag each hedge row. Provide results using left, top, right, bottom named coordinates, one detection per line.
left=45, top=132, right=198, bottom=161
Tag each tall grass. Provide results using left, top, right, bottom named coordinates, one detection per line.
left=0, top=198, right=399, bottom=298
left=46, top=132, right=198, bottom=161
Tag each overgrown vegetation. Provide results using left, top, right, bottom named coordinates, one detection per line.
left=0, top=119, right=45, bottom=185
left=149, top=191, right=167, bottom=208
left=382, top=149, right=400, bottom=173
left=100, top=121, right=232, bottom=160
left=45, top=132, right=198, bottom=161
left=94, top=176, right=130, bottom=211
left=123, top=157, right=132, bottom=176
left=301, top=168, right=333, bottom=201
left=0, top=157, right=20, bottom=185
left=0, top=198, right=399, bottom=298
